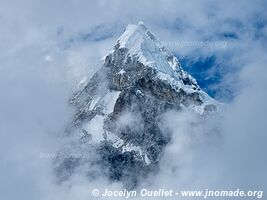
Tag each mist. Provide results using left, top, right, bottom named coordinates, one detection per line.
left=0, top=0, right=266, bottom=199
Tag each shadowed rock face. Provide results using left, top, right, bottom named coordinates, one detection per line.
left=55, top=23, right=217, bottom=188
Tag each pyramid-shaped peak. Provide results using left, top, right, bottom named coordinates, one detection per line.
left=116, top=22, right=182, bottom=78
left=117, top=22, right=159, bottom=50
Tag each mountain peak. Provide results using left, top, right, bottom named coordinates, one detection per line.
left=60, top=23, right=218, bottom=188
left=116, top=22, right=185, bottom=80
left=117, top=22, right=155, bottom=51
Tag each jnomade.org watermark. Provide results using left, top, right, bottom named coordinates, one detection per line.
left=162, top=40, right=228, bottom=49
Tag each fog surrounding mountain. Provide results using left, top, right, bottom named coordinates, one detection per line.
left=0, top=0, right=266, bottom=200
left=55, top=22, right=219, bottom=188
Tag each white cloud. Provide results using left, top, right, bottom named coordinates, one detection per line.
left=0, top=0, right=266, bottom=199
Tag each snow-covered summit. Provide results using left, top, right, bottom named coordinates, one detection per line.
left=113, top=22, right=217, bottom=112
left=117, top=22, right=183, bottom=78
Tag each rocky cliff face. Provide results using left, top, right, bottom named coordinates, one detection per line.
left=55, top=22, right=217, bottom=188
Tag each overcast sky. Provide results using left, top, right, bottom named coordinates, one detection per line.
left=0, top=0, right=266, bottom=199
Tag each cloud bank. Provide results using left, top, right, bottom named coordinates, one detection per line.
left=0, top=0, right=266, bottom=199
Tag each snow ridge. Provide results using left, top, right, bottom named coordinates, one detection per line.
left=118, top=22, right=182, bottom=77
